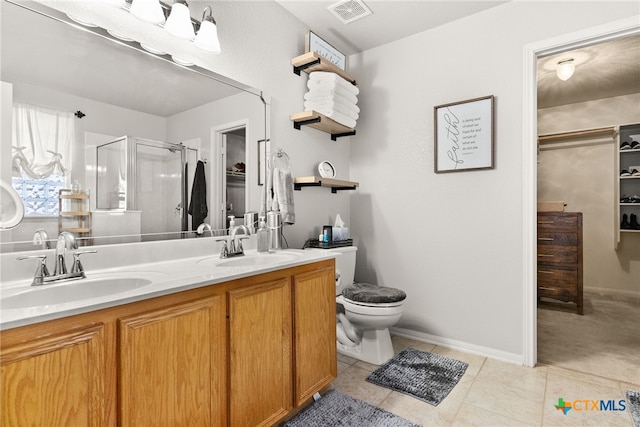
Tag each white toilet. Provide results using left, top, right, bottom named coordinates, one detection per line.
left=331, top=246, right=406, bottom=365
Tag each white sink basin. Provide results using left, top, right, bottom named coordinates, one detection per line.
left=196, top=252, right=303, bottom=268
left=1, top=275, right=156, bottom=310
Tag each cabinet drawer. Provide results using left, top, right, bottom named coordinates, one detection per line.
left=537, top=286, right=577, bottom=302
left=536, top=246, right=577, bottom=264
left=537, top=267, right=577, bottom=288
left=537, top=215, right=578, bottom=230
left=537, top=232, right=577, bottom=246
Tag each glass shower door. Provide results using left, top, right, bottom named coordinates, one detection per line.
left=135, top=140, right=186, bottom=237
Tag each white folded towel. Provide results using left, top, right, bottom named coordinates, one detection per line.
left=304, top=97, right=360, bottom=113
left=307, top=81, right=359, bottom=104
left=305, top=107, right=357, bottom=129
left=309, top=71, right=359, bottom=95
left=304, top=100, right=359, bottom=120
left=304, top=88, right=358, bottom=105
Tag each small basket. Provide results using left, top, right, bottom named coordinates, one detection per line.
left=307, top=239, right=353, bottom=249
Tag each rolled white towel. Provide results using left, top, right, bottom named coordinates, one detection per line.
left=304, top=88, right=358, bottom=105
left=309, top=71, right=359, bottom=95
left=305, top=100, right=359, bottom=120
left=305, top=107, right=357, bottom=129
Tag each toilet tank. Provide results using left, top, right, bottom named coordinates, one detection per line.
left=329, top=246, right=357, bottom=296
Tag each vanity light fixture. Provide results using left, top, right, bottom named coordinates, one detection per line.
left=193, top=6, right=221, bottom=53
left=130, top=0, right=166, bottom=25
left=164, top=0, right=196, bottom=39
left=556, top=58, right=575, bottom=81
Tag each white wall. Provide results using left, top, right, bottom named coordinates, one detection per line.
left=538, top=93, right=640, bottom=296
left=349, top=1, right=639, bottom=360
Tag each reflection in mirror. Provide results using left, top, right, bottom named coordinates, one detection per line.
left=0, top=0, right=268, bottom=253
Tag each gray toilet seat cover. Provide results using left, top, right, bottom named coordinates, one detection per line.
left=342, top=283, right=406, bottom=304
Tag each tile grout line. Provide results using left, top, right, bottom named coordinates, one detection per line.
left=449, top=356, right=489, bottom=426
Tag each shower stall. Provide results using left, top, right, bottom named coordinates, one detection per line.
left=96, top=136, right=198, bottom=239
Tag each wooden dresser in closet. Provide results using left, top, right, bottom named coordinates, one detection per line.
left=537, top=212, right=583, bottom=314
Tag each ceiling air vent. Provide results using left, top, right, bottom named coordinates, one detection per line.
left=328, top=0, right=373, bottom=24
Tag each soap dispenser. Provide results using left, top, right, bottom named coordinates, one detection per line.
left=257, top=216, right=269, bottom=253
left=228, top=215, right=235, bottom=233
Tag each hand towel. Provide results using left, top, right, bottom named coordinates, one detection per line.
left=304, top=100, right=359, bottom=120
left=309, top=71, right=360, bottom=95
left=273, top=167, right=295, bottom=224
left=188, top=160, right=208, bottom=230
left=304, top=88, right=358, bottom=105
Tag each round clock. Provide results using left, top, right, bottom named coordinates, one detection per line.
left=318, top=161, right=336, bottom=178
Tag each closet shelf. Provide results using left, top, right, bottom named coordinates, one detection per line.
left=293, top=176, right=359, bottom=193
left=290, top=111, right=356, bottom=141
left=538, top=126, right=616, bottom=143
left=291, top=52, right=356, bottom=85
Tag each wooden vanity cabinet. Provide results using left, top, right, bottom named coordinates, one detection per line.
left=119, top=295, right=227, bottom=427
left=0, top=322, right=107, bottom=427
left=0, top=259, right=336, bottom=427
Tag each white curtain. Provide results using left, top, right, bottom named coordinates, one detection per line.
left=12, top=102, right=74, bottom=179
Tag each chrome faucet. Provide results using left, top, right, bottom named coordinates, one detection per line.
left=229, top=225, right=250, bottom=255
left=32, top=229, right=51, bottom=249
left=54, top=231, right=77, bottom=275
left=18, top=231, right=96, bottom=286
left=196, top=223, right=213, bottom=237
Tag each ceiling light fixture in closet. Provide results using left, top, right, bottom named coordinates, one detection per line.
left=556, top=58, right=576, bottom=81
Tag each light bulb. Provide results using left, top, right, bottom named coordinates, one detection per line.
left=556, top=59, right=575, bottom=81
left=194, top=18, right=221, bottom=53
left=130, top=0, right=165, bottom=25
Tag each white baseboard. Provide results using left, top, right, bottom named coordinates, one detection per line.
left=390, top=326, right=524, bottom=366
left=584, top=286, right=640, bottom=302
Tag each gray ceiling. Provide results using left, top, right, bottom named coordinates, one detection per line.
left=278, top=0, right=640, bottom=108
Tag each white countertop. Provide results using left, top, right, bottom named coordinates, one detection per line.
left=0, top=248, right=337, bottom=331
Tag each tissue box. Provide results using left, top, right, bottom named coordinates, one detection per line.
left=332, top=227, right=349, bottom=241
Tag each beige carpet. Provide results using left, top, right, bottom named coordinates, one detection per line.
left=537, top=291, right=640, bottom=385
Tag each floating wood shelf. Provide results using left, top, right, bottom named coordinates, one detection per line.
left=291, top=52, right=356, bottom=85
left=59, top=193, right=89, bottom=200
left=293, top=176, right=359, bottom=193
left=290, top=111, right=356, bottom=141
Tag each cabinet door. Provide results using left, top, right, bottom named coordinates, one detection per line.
left=1, top=324, right=106, bottom=427
left=228, top=277, right=292, bottom=427
left=119, top=296, right=226, bottom=427
left=292, top=265, right=337, bottom=406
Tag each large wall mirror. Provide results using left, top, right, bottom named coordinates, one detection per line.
left=0, top=0, right=268, bottom=253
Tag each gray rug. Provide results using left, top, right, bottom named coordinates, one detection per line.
left=282, top=389, right=420, bottom=427
left=628, top=390, right=640, bottom=427
left=366, top=348, right=468, bottom=406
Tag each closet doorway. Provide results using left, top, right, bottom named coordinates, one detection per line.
left=216, top=125, right=247, bottom=230
left=533, top=31, right=640, bottom=382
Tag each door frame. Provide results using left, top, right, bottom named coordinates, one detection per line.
left=212, top=120, right=249, bottom=230
left=521, top=16, right=640, bottom=367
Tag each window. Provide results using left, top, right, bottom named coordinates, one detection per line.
left=11, top=102, right=74, bottom=216
left=12, top=174, right=66, bottom=216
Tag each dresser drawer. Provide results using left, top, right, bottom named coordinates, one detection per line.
left=537, top=286, right=577, bottom=302
left=537, top=232, right=577, bottom=246
left=537, top=267, right=577, bottom=288
left=537, top=215, right=578, bottom=231
left=537, top=246, right=577, bottom=264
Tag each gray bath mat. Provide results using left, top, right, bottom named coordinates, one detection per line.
left=283, top=389, right=420, bottom=427
left=628, top=390, right=640, bottom=427
left=366, top=348, right=468, bottom=406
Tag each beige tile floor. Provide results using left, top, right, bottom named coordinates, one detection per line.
left=330, top=293, right=639, bottom=427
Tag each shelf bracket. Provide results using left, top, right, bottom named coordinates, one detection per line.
left=330, top=185, right=357, bottom=193
left=293, top=58, right=321, bottom=76
left=294, top=182, right=321, bottom=191
left=293, top=117, right=322, bottom=130
left=331, top=130, right=356, bottom=141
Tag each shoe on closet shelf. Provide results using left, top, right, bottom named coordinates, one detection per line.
left=621, top=141, right=632, bottom=150
left=621, top=214, right=631, bottom=229
left=631, top=168, right=640, bottom=176
left=620, top=169, right=632, bottom=177
left=630, top=214, right=640, bottom=230
left=631, top=141, right=640, bottom=150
